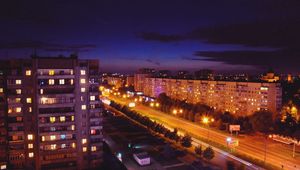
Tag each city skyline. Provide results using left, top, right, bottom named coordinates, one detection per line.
left=1, top=0, right=300, bottom=73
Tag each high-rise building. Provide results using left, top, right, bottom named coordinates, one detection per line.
left=134, top=68, right=155, bottom=92
left=0, top=56, right=103, bottom=170
left=142, top=77, right=282, bottom=116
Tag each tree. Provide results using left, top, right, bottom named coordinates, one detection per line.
left=203, top=146, right=215, bottom=161
left=194, top=145, right=202, bottom=157
left=181, top=134, right=192, bottom=147
left=226, top=161, right=235, bottom=170
left=250, top=111, right=274, bottom=134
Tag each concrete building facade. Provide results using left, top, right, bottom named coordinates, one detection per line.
left=0, top=56, right=103, bottom=170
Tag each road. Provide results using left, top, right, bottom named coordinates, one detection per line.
left=108, top=96, right=300, bottom=170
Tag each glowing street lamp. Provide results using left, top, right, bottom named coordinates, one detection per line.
left=179, top=109, right=183, bottom=113
left=150, top=103, right=154, bottom=107
left=173, top=109, right=177, bottom=115
left=202, top=116, right=214, bottom=143
left=155, top=103, right=160, bottom=107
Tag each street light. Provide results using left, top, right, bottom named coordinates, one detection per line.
left=202, top=116, right=214, bottom=142
left=155, top=102, right=160, bottom=107
left=173, top=109, right=177, bottom=115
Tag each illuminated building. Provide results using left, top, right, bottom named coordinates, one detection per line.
left=134, top=68, right=155, bottom=92
left=0, top=56, right=103, bottom=169
left=142, top=77, right=282, bottom=116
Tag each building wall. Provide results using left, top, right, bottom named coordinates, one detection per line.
left=142, top=77, right=282, bottom=116
left=0, top=57, right=103, bottom=170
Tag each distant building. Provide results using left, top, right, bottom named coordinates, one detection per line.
left=194, top=69, right=214, bottom=80
left=261, top=70, right=280, bottom=82
left=142, top=77, right=282, bottom=116
left=107, top=76, right=125, bottom=88
left=157, top=70, right=171, bottom=78
left=134, top=68, right=155, bottom=92
left=0, top=56, right=103, bottom=170
left=126, top=76, right=134, bottom=87
left=177, top=70, right=189, bottom=79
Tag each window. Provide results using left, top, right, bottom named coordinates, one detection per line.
left=81, top=105, right=86, bottom=110
left=59, top=79, right=65, bottom=85
left=72, top=143, right=76, bottom=148
left=90, top=96, right=95, bottom=101
left=25, top=70, right=31, bottom=76
left=50, top=135, right=56, bottom=141
left=40, top=89, right=43, bottom=94
left=60, top=116, right=65, bottom=122
left=60, top=134, right=66, bottom=139
left=82, top=138, right=87, bottom=144
left=91, top=146, right=97, bottom=152
left=61, top=144, right=66, bottom=149
left=28, top=143, right=33, bottom=149
left=16, top=89, right=21, bottom=94
left=81, top=88, right=86, bottom=92
left=28, top=152, right=34, bottom=158
left=26, top=98, right=32, bottom=103
left=49, top=79, right=55, bottom=85
left=71, top=116, right=74, bottom=121
left=50, top=144, right=56, bottom=150
left=42, top=136, right=45, bottom=142
left=71, top=125, right=75, bottom=131
left=15, top=98, right=21, bottom=103
left=29, top=107, right=32, bottom=112
left=91, top=129, right=96, bottom=135
left=0, top=88, right=3, bottom=93
left=80, top=79, right=86, bottom=84
left=16, top=117, right=22, bottom=122
left=50, top=117, right=56, bottom=123
left=70, top=79, right=74, bottom=85
left=83, top=147, right=87, bottom=152
left=80, top=70, right=86, bottom=75
left=27, top=134, right=33, bottom=140
left=49, top=70, right=55, bottom=76
left=16, top=107, right=22, bottom=113
left=15, top=79, right=22, bottom=85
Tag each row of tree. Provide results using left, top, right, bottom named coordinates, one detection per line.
left=110, top=100, right=215, bottom=160
left=154, top=93, right=300, bottom=139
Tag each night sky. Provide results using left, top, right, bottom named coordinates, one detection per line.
left=0, top=0, right=299, bottom=74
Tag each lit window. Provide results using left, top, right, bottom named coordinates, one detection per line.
left=82, top=138, right=87, bottom=144
left=50, top=117, right=56, bottom=123
left=41, top=136, right=45, bottom=142
left=29, top=107, right=32, bottom=112
left=50, top=144, right=56, bottom=150
left=91, top=129, right=96, bottom=135
left=28, top=152, right=34, bottom=158
left=16, top=117, right=22, bottom=122
left=15, top=79, right=22, bottom=85
left=81, top=105, right=86, bottom=110
left=61, top=144, right=66, bottom=148
left=70, top=70, right=74, bottom=75
left=16, top=107, right=22, bottom=113
left=8, top=108, right=12, bottom=113
left=27, top=134, right=33, bottom=140
left=16, top=89, right=21, bottom=94
left=80, top=96, right=84, bottom=101
left=40, top=89, right=43, bottom=94
left=60, top=116, right=65, bottom=122
left=28, top=143, right=33, bottom=149
left=72, top=143, right=76, bottom=148
left=0, top=88, right=3, bottom=93
left=71, top=116, right=74, bottom=121
left=70, top=79, right=74, bottom=85
left=80, top=79, right=86, bottom=84
left=91, top=146, right=97, bottom=152
left=15, top=98, right=21, bottom=103
left=26, top=98, right=32, bottom=103
left=80, top=70, right=86, bottom=75
left=81, top=88, right=86, bottom=92
left=25, top=70, right=31, bottom=76
left=49, top=70, right=55, bottom=75
left=50, top=135, right=56, bottom=141
left=0, top=165, right=7, bottom=170
left=71, top=125, right=75, bottom=130
left=90, top=96, right=95, bottom=101
left=59, top=79, right=65, bottom=85
left=49, top=79, right=55, bottom=85
left=83, top=147, right=87, bottom=152
left=60, top=134, right=66, bottom=139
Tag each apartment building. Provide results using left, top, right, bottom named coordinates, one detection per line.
left=0, top=56, right=103, bottom=170
left=142, top=77, right=282, bottom=116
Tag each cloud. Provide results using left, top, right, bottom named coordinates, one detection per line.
left=137, top=32, right=185, bottom=42
left=0, top=41, right=96, bottom=52
left=146, top=58, right=160, bottom=66
left=191, top=49, right=300, bottom=72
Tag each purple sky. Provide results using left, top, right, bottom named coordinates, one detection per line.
left=0, top=0, right=299, bottom=74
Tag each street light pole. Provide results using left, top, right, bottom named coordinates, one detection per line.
left=293, top=142, right=296, bottom=158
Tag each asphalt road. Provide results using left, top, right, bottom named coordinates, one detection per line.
left=108, top=96, right=300, bottom=170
